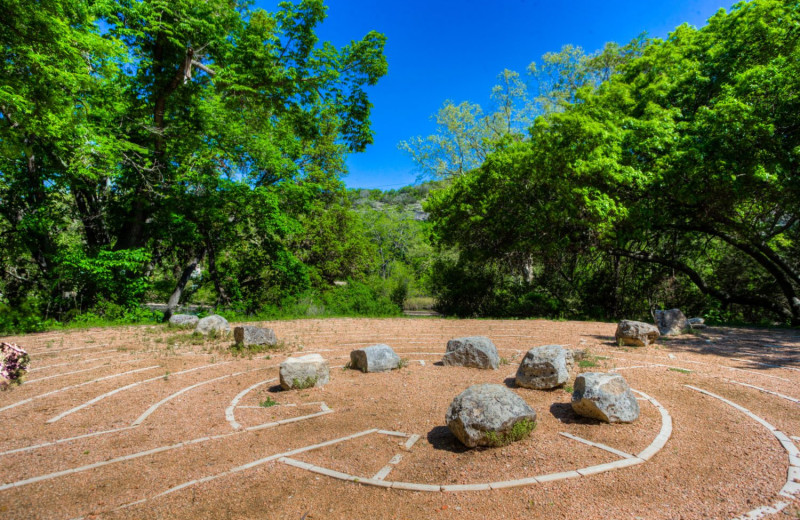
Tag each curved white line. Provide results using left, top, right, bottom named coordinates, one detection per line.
left=685, top=385, right=800, bottom=518
left=26, top=359, right=142, bottom=385
left=0, top=366, right=161, bottom=414
left=225, top=379, right=276, bottom=430
left=46, top=362, right=231, bottom=423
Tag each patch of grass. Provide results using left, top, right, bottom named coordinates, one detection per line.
left=163, top=371, right=170, bottom=381
left=578, top=359, right=598, bottom=368
left=259, top=397, right=278, bottom=408
left=499, top=357, right=510, bottom=366
left=291, top=376, right=318, bottom=389
left=396, top=358, right=409, bottom=369
left=563, top=385, right=573, bottom=393
left=484, top=418, right=536, bottom=447
left=229, top=341, right=284, bottom=357
left=668, top=367, right=691, bottom=374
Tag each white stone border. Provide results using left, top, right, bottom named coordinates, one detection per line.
left=26, top=359, right=143, bottom=385
left=0, top=365, right=161, bottom=414
left=46, top=362, right=232, bottom=423
left=723, top=379, right=800, bottom=406
left=272, top=388, right=672, bottom=492
left=685, top=385, right=800, bottom=518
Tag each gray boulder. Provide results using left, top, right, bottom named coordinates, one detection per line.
left=655, top=308, right=691, bottom=336
left=350, top=344, right=401, bottom=372
left=279, top=354, right=330, bottom=390
left=688, top=317, right=707, bottom=329
left=571, top=372, right=640, bottom=423
left=442, top=336, right=499, bottom=370
left=195, top=314, right=231, bottom=336
left=169, top=314, right=199, bottom=328
left=233, top=326, right=277, bottom=347
left=446, top=384, right=537, bottom=448
left=615, top=320, right=660, bottom=346
left=515, top=345, right=570, bottom=389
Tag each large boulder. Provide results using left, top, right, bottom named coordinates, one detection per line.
left=350, top=344, right=401, bottom=372
left=571, top=372, right=640, bottom=423
left=655, top=309, right=690, bottom=336
left=446, top=384, right=537, bottom=448
left=615, top=320, right=660, bottom=347
left=195, top=314, right=231, bottom=336
left=233, top=326, right=277, bottom=347
left=515, top=345, right=570, bottom=389
left=442, top=336, right=499, bottom=370
left=169, top=314, right=199, bottom=328
left=279, top=354, right=330, bottom=390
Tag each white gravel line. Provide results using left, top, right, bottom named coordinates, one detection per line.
left=559, top=432, right=636, bottom=459
left=0, top=365, right=161, bottom=414
left=29, top=355, right=121, bottom=372
left=225, top=378, right=277, bottom=430
left=46, top=362, right=231, bottom=423
left=685, top=385, right=800, bottom=517
left=26, top=359, right=143, bottom=385
left=0, top=426, right=138, bottom=457
left=724, top=379, right=800, bottom=405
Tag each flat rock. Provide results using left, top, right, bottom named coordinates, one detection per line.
left=655, top=309, right=690, bottom=336
left=442, top=336, right=499, bottom=370
left=615, top=320, right=660, bottom=347
left=688, top=317, right=707, bottom=329
left=515, top=345, right=570, bottom=389
left=279, top=354, right=330, bottom=390
left=194, top=314, right=231, bottom=336
left=233, top=326, right=277, bottom=347
left=168, top=314, right=199, bottom=328
left=446, top=384, right=537, bottom=448
left=571, top=372, right=640, bottom=423
left=350, top=344, right=401, bottom=372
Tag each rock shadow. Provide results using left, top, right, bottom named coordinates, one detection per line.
left=432, top=361, right=445, bottom=366
left=503, top=377, right=516, bottom=388
left=549, top=402, right=602, bottom=425
left=267, top=384, right=284, bottom=393
left=427, top=426, right=469, bottom=453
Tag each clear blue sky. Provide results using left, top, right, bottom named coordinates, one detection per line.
left=255, top=0, right=732, bottom=190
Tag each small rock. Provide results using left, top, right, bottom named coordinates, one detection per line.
left=233, top=326, right=276, bottom=347
left=515, top=345, right=570, bottom=389
left=571, top=372, right=640, bottom=423
left=350, top=344, right=401, bottom=372
left=688, top=317, right=707, bottom=329
left=195, top=314, right=231, bottom=336
left=615, top=320, right=660, bottom=346
left=442, top=336, right=499, bottom=370
left=446, top=384, right=537, bottom=448
left=168, top=314, right=199, bottom=328
left=279, top=354, right=330, bottom=390
left=654, top=309, right=690, bottom=336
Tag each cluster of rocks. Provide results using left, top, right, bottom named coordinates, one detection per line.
left=438, top=337, right=639, bottom=449
left=614, top=308, right=706, bottom=346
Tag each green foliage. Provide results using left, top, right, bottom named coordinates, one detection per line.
left=484, top=418, right=536, bottom=447
left=291, top=376, right=318, bottom=389
left=259, top=397, right=278, bottom=408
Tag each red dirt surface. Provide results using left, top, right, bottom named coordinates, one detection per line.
left=1, top=318, right=799, bottom=520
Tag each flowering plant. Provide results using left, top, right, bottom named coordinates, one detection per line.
left=1, top=342, right=30, bottom=389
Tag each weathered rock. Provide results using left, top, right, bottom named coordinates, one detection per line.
left=446, top=384, right=537, bottom=448
left=655, top=309, right=691, bottom=336
left=688, top=317, right=707, bottom=329
left=615, top=320, right=660, bottom=347
left=571, top=372, right=640, bottom=423
left=279, top=354, right=330, bottom=390
left=350, top=344, right=401, bottom=372
left=194, top=314, right=231, bottom=336
left=515, top=345, right=570, bottom=389
left=169, top=314, right=199, bottom=328
left=442, top=336, right=499, bottom=370
left=233, top=326, right=277, bottom=347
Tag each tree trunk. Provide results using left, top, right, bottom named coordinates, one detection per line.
left=205, top=238, right=231, bottom=307
left=164, top=250, right=205, bottom=322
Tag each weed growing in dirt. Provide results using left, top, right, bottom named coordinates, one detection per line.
left=499, top=357, right=510, bottom=366
left=396, top=358, right=409, bottom=369
left=163, top=371, right=170, bottom=381
left=564, top=385, right=574, bottom=393
left=259, top=397, right=277, bottom=407
left=291, top=376, right=318, bottom=389
left=578, top=359, right=598, bottom=368
left=484, top=418, right=536, bottom=447
left=229, top=340, right=285, bottom=357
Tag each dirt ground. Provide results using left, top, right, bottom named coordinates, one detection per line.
left=1, top=317, right=799, bottom=520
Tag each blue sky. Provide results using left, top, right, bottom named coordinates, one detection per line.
left=256, top=0, right=733, bottom=189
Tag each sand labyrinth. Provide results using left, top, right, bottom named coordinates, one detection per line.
left=0, top=318, right=798, bottom=520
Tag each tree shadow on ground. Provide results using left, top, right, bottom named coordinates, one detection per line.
left=427, top=426, right=469, bottom=453
left=549, top=402, right=603, bottom=425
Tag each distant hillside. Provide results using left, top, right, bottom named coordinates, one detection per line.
left=347, top=180, right=446, bottom=220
